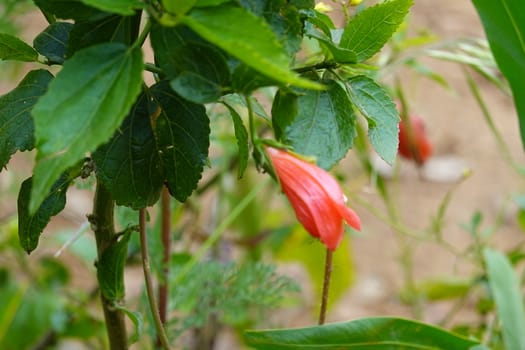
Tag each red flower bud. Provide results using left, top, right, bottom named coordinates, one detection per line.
left=266, top=147, right=361, bottom=251
left=398, top=116, right=432, bottom=164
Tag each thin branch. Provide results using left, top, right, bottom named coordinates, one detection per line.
left=157, top=187, right=171, bottom=345
left=318, top=248, right=333, bottom=325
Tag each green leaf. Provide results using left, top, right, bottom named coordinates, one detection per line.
left=484, top=248, right=525, bottom=350
left=340, top=0, right=413, bottom=62
left=170, top=71, right=223, bottom=104
left=245, top=317, right=482, bottom=349
left=97, top=230, right=131, bottom=301
left=67, top=14, right=142, bottom=56
left=79, top=0, right=143, bottom=15
left=223, top=102, right=249, bottom=178
left=0, top=70, right=53, bottom=170
left=162, top=0, right=197, bottom=15
left=0, top=33, right=38, bottom=62
left=33, top=22, right=73, bottom=65
left=472, top=0, right=525, bottom=151
left=113, top=304, right=143, bottom=344
left=150, top=81, right=210, bottom=202
left=273, top=79, right=357, bottom=169
left=304, top=23, right=357, bottom=63
left=271, top=89, right=298, bottom=140
left=30, top=43, right=143, bottom=213
left=34, top=0, right=109, bottom=21
left=93, top=93, right=164, bottom=209
left=182, top=4, right=322, bottom=90
left=18, top=173, right=72, bottom=254
left=347, top=75, right=399, bottom=164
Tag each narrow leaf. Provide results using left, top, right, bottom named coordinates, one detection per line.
left=347, top=75, right=399, bottom=164
left=93, top=93, right=164, bottom=209
left=223, top=102, right=249, bottom=178
left=484, top=248, right=525, bottom=350
left=273, top=79, right=357, bottom=169
left=182, top=4, right=322, bottom=90
left=97, top=230, right=132, bottom=301
left=18, top=173, right=72, bottom=253
left=79, top=0, right=143, bottom=15
left=0, top=33, right=38, bottom=62
left=472, top=0, right=525, bottom=151
left=245, top=317, right=482, bottom=349
left=150, top=81, right=210, bottom=202
left=31, top=43, right=143, bottom=213
left=33, top=22, right=73, bottom=65
left=0, top=70, right=53, bottom=169
left=340, top=0, right=413, bottom=62
left=113, top=304, right=143, bottom=344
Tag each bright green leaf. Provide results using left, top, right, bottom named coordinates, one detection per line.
left=245, top=317, right=483, bottom=349
left=18, top=173, right=72, bottom=254
left=472, top=0, right=525, bottom=151
left=97, top=230, right=132, bottom=301
left=274, top=79, right=357, bottom=169
left=33, top=22, right=73, bottom=65
left=150, top=81, right=210, bottom=202
left=340, top=0, right=413, bottom=62
left=0, top=33, right=38, bottom=62
left=93, top=93, right=164, bottom=209
left=348, top=75, right=399, bottom=164
left=182, top=4, right=322, bottom=90
left=484, top=248, right=525, bottom=350
left=79, top=0, right=143, bottom=15
left=223, top=102, right=249, bottom=178
left=0, top=70, right=53, bottom=170
left=31, top=43, right=143, bottom=213
left=162, top=0, right=197, bottom=15
left=304, top=23, right=357, bottom=63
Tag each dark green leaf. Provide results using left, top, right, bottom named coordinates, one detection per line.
left=302, top=8, right=335, bottom=37
left=232, top=63, right=277, bottom=93
left=347, top=75, right=399, bottom=164
left=182, top=4, right=322, bottom=90
left=30, top=43, right=143, bottom=213
left=18, top=173, right=72, bottom=253
left=271, top=89, right=298, bottom=140
left=340, top=0, right=413, bottom=62
left=274, top=79, right=357, bottom=169
left=97, top=230, right=131, bottom=301
left=80, top=0, right=142, bottom=15
left=472, top=0, right=525, bottom=151
left=33, top=22, right=73, bottom=64
left=0, top=70, right=53, bottom=169
left=304, top=23, right=357, bottom=63
left=223, top=102, right=249, bottom=178
left=150, top=81, right=210, bottom=202
left=34, top=0, right=109, bottom=21
left=195, top=0, right=230, bottom=6
left=67, top=13, right=142, bottom=56
left=93, top=93, right=164, bottom=209
left=0, top=33, right=38, bottom=62
left=170, top=71, right=222, bottom=104
left=245, top=317, right=482, bottom=349
left=484, top=248, right=525, bottom=350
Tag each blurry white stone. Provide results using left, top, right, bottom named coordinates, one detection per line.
left=422, top=156, right=469, bottom=183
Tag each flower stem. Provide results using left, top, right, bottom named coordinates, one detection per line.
left=91, top=182, right=127, bottom=350
left=139, top=209, right=171, bottom=350
left=318, top=248, right=334, bottom=325
left=158, top=187, right=171, bottom=326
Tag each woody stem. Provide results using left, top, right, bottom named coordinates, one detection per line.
left=318, top=248, right=334, bottom=325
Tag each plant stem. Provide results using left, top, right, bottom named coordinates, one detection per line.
left=91, top=182, right=128, bottom=350
left=158, top=187, right=171, bottom=329
left=318, top=248, right=333, bottom=325
left=139, top=209, right=171, bottom=350
left=294, top=61, right=338, bottom=73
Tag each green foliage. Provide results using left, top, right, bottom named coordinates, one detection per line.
left=348, top=75, right=399, bottom=164
left=272, top=79, right=357, bottom=169
left=34, top=0, right=108, bottom=21
left=223, top=102, right=250, bottom=178
left=340, top=0, right=414, bottom=62
left=30, top=43, right=143, bottom=213
left=0, top=33, right=38, bottom=62
left=0, top=69, right=53, bottom=169
left=79, top=0, right=143, bottom=15
left=472, top=0, right=525, bottom=150
left=33, top=22, right=73, bottom=64
left=484, top=248, right=525, bottom=350
left=245, top=317, right=484, bottom=349
left=97, top=230, right=132, bottom=301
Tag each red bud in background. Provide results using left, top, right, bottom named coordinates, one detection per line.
left=398, top=116, right=433, bottom=165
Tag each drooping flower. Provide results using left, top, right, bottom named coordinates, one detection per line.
left=266, top=147, right=361, bottom=251
left=398, top=116, right=433, bottom=164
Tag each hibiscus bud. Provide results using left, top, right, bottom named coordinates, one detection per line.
left=398, top=116, right=433, bottom=164
left=266, top=147, right=361, bottom=251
